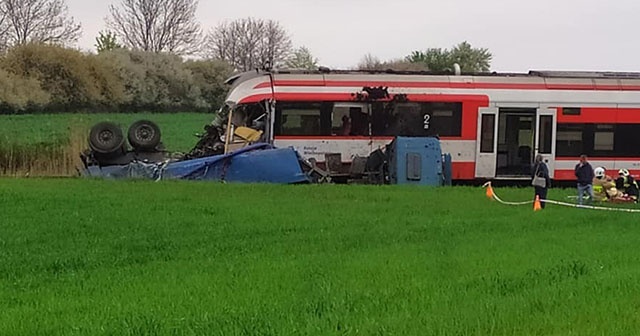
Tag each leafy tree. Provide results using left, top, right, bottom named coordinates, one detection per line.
left=405, top=49, right=451, bottom=72
left=285, top=46, right=318, bottom=70
left=205, top=17, right=292, bottom=72
left=106, top=0, right=202, bottom=55
left=449, top=41, right=492, bottom=72
left=357, top=53, right=428, bottom=71
left=95, top=30, right=122, bottom=53
left=406, top=41, right=492, bottom=73
left=0, top=0, right=81, bottom=50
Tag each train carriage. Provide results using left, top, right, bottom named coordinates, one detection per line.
left=220, top=67, right=640, bottom=182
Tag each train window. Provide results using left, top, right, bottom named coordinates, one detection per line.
left=370, top=102, right=420, bottom=136
left=555, top=123, right=640, bottom=157
left=562, top=107, right=581, bottom=115
left=424, top=102, right=463, bottom=137
left=331, top=105, right=351, bottom=135
left=538, top=115, right=553, bottom=154
left=370, top=102, right=387, bottom=135
left=594, top=124, right=614, bottom=151
left=614, top=124, right=640, bottom=157
left=327, top=103, right=370, bottom=136
left=349, top=106, right=370, bottom=136
left=396, top=103, right=423, bottom=136
left=556, top=124, right=584, bottom=157
left=594, top=132, right=614, bottom=151
left=480, top=114, right=495, bottom=153
left=275, top=102, right=331, bottom=136
left=370, top=102, right=462, bottom=137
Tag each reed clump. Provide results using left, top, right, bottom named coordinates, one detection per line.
left=0, top=123, right=89, bottom=177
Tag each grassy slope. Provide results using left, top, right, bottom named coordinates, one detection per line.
left=0, top=113, right=214, bottom=152
left=1, top=180, right=640, bottom=335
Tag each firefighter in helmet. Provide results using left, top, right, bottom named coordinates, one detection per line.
left=615, top=169, right=639, bottom=201
left=592, top=167, right=618, bottom=202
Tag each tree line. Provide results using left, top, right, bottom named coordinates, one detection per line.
left=0, top=0, right=493, bottom=114
left=357, top=41, right=492, bottom=73
left=0, top=43, right=233, bottom=114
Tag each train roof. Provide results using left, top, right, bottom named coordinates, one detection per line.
left=224, top=67, right=640, bottom=86
left=222, top=67, right=640, bottom=107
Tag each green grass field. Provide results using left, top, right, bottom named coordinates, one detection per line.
left=1, top=179, right=640, bottom=335
left=0, top=113, right=214, bottom=152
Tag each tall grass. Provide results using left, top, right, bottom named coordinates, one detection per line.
left=0, top=122, right=88, bottom=176
left=1, top=180, right=640, bottom=335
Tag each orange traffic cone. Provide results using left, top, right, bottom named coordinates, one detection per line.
left=486, top=184, right=495, bottom=200
left=533, top=195, right=542, bottom=211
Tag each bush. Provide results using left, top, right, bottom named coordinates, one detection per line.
left=0, top=68, right=50, bottom=113
left=185, top=59, right=233, bottom=112
left=0, top=44, right=234, bottom=113
left=96, top=49, right=233, bottom=112
left=84, top=53, right=128, bottom=110
left=2, top=43, right=126, bottom=112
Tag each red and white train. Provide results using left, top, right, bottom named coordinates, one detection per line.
left=221, top=68, right=640, bottom=182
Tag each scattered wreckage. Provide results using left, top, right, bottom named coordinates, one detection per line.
left=79, top=118, right=452, bottom=186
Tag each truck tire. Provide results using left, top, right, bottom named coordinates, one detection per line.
left=128, top=120, right=161, bottom=151
left=89, top=122, right=125, bottom=154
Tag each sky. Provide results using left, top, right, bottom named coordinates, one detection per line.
left=68, top=0, right=640, bottom=73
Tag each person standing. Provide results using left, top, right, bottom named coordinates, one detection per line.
left=531, top=155, right=550, bottom=208
left=575, top=154, right=595, bottom=205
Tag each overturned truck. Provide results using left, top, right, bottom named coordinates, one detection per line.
left=81, top=120, right=318, bottom=184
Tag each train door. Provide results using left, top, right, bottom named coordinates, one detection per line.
left=475, top=107, right=498, bottom=178
left=476, top=106, right=556, bottom=179
left=495, top=108, right=537, bottom=177
left=535, top=107, right=556, bottom=178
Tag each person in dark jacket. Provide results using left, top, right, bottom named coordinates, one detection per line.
left=531, top=154, right=550, bottom=208
left=575, top=154, right=595, bottom=205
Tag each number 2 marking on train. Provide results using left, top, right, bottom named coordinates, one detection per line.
left=423, top=114, right=430, bottom=129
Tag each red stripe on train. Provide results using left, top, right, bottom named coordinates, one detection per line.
left=554, top=169, right=640, bottom=180
left=557, top=108, right=640, bottom=123
left=452, top=162, right=476, bottom=180
left=556, top=157, right=640, bottom=161
left=273, top=136, right=461, bottom=141
left=239, top=93, right=488, bottom=104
